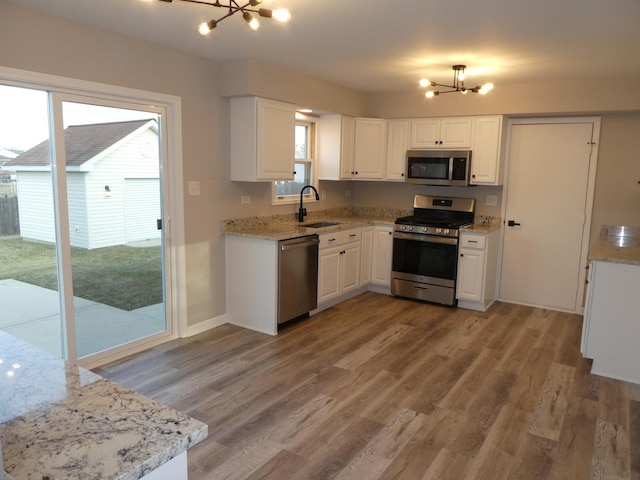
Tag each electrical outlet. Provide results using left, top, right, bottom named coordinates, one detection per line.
left=486, top=195, right=498, bottom=207
left=345, top=190, right=351, bottom=198
left=187, top=181, right=200, bottom=196
left=321, top=189, right=326, bottom=200
left=240, top=196, right=251, bottom=204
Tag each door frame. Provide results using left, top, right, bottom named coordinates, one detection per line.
left=0, top=66, right=187, bottom=368
left=497, top=116, right=601, bottom=314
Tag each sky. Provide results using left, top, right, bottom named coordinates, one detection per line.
left=0, top=85, right=158, bottom=152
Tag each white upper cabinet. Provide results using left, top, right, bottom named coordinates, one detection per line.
left=317, top=115, right=354, bottom=181
left=470, top=115, right=505, bottom=185
left=230, top=96, right=296, bottom=182
left=353, top=118, right=387, bottom=180
left=410, top=117, right=471, bottom=149
left=385, top=120, right=410, bottom=181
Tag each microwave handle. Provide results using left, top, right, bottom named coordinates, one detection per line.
left=448, top=156, right=454, bottom=181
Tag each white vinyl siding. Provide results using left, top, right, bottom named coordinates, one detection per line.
left=67, top=173, right=89, bottom=248
left=14, top=171, right=55, bottom=244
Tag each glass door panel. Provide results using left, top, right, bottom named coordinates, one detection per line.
left=0, top=85, right=65, bottom=357
left=60, top=101, right=167, bottom=359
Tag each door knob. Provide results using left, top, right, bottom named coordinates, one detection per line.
left=507, top=220, right=521, bottom=227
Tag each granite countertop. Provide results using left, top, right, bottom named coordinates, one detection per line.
left=223, top=207, right=503, bottom=240
left=222, top=207, right=406, bottom=241
left=588, top=225, right=640, bottom=265
left=460, top=216, right=502, bottom=233
left=0, top=332, right=207, bottom=480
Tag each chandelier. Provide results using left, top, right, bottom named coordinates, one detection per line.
left=158, top=0, right=291, bottom=35
left=419, top=65, right=494, bottom=98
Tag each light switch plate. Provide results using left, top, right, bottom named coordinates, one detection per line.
left=486, top=195, right=498, bottom=206
left=240, top=196, right=251, bottom=204
left=188, top=181, right=200, bottom=196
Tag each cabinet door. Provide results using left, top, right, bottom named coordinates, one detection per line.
left=372, top=226, right=393, bottom=286
left=340, top=243, right=361, bottom=293
left=256, top=98, right=296, bottom=180
left=353, top=118, right=387, bottom=179
left=470, top=116, right=503, bottom=185
left=410, top=119, right=439, bottom=148
left=456, top=248, right=485, bottom=301
left=440, top=117, right=471, bottom=148
left=386, top=120, right=409, bottom=181
left=360, top=226, right=374, bottom=285
left=340, top=116, right=355, bottom=179
left=318, top=247, right=341, bottom=304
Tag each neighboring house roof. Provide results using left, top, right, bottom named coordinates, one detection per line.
left=0, top=148, right=19, bottom=161
left=4, top=119, right=156, bottom=169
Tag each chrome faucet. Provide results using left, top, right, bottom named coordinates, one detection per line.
left=298, top=184, right=320, bottom=222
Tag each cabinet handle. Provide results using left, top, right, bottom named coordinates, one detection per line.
left=293, top=171, right=297, bottom=175
left=460, top=253, right=464, bottom=257
left=401, top=173, right=404, bottom=177
left=468, top=240, right=478, bottom=243
left=349, top=234, right=357, bottom=238
left=328, top=238, right=336, bottom=242
left=354, top=171, right=359, bottom=175
left=388, top=231, right=392, bottom=235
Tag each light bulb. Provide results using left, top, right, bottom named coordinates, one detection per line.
left=198, top=20, right=216, bottom=35
left=478, top=82, right=494, bottom=94
left=425, top=91, right=435, bottom=98
left=458, top=71, right=466, bottom=81
left=272, top=8, right=291, bottom=22
left=249, top=0, right=263, bottom=5
left=461, top=89, right=468, bottom=95
left=419, top=78, right=430, bottom=88
left=243, top=11, right=260, bottom=30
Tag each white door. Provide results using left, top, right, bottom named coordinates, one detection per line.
left=124, top=178, right=161, bottom=243
left=500, top=120, right=598, bottom=312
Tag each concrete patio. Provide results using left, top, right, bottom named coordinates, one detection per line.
left=0, top=278, right=165, bottom=358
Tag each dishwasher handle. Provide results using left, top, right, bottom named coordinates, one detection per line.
left=280, top=238, right=320, bottom=251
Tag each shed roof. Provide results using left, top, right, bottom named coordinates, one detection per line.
left=4, top=119, right=155, bottom=167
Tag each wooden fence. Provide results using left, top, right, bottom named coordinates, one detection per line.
left=0, top=186, right=19, bottom=235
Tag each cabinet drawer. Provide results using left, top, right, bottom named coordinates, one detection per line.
left=459, top=234, right=486, bottom=249
left=320, top=228, right=361, bottom=249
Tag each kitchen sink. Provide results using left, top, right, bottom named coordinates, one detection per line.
left=302, top=221, right=340, bottom=228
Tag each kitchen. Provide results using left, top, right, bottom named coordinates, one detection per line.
left=1, top=0, right=640, bottom=478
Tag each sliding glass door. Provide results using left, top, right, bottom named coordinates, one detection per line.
left=0, top=85, right=65, bottom=357
left=0, top=84, right=171, bottom=364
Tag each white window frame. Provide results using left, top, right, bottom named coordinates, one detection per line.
left=272, top=117, right=317, bottom=205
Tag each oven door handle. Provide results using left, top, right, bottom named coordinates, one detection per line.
left=393, top=231, right=458, bottom=245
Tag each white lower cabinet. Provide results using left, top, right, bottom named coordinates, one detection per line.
left=456, top=229, right=499, bottom=311
left=318, top=229, right=361, bottom=305
left=360, top=226, right=374, bottom=284
left=371, top=226, right=393, bottom=287
left=581, top=260, right=640, bottom=383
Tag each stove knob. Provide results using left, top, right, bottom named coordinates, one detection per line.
left=422, top=226, right=428, bottom=233
left=436, top=228, right=442, bottom=234
left=444, top=228, right=450, bottom=235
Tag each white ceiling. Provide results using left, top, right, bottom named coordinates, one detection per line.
left=4, top=0, right=640, bottom=93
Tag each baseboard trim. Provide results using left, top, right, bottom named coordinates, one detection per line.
left=186, top=313, right=228, bottom=337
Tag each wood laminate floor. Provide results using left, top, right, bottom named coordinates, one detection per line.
left=95, top=293, right=640, bottom=480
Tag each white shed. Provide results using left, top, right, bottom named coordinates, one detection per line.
left=5, top=119, right=161, bottom=249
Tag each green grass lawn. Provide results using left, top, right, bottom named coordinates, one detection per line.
left=0, top=237, right=163, bottom=311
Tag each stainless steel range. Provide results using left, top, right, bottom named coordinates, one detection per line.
left=391, top=194, right=475, bottom=306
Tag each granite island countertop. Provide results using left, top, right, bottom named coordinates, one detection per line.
left=588, top=225, right=640, bottom=265
left=223, top=207, right=502, bottom=240
left=0, top=332, right=207, bottom=480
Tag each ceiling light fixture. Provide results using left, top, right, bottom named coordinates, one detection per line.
left=419, top=65, right=494, bottom=98
left=158, top=0, right=291, bottom=35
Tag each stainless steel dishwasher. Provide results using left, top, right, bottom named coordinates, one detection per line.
left=278, top=234, right=320, bottom=325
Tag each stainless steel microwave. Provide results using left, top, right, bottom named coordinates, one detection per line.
left=405, top=150, right=472, bottom=186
